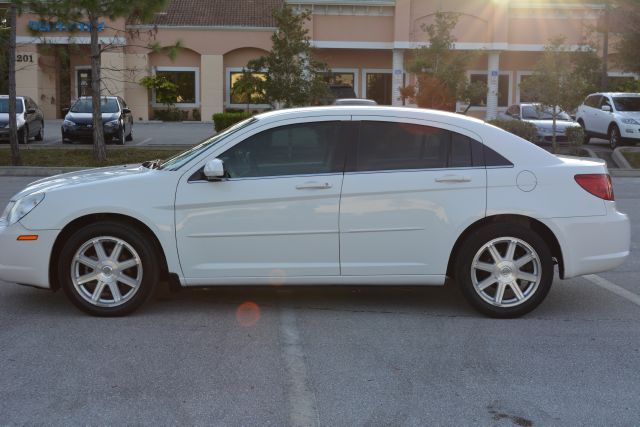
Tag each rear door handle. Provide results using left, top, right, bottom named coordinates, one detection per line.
left=435, top=175, right=471, bottom=183
left=295, top=181, right=332, bottom=190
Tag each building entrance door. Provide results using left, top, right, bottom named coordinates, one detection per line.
left=77, top=69, right=93, bottom=97
left=366, top=72, right=392, bottom=105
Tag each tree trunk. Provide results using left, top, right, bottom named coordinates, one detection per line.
left=601, top=4, right=610, bottom=91
left=89, top=14, right=107, bottom=162
left=552, top=114, right=558, bottom=154
left=8, top=3, right=22, bottom=166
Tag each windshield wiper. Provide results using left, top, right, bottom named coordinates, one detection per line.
left=142, top=159, right=162, bottom=169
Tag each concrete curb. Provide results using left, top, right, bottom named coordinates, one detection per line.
left=613, top=147, right=634, bottom=169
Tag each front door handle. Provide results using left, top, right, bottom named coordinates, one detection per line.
left=435, top=175, right=471, bottom=183
left=295, top=181, right=332, bottom=190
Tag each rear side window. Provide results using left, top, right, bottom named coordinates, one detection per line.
left=353, top=121, right=483, bottom=172
left=584, top=95, right=601, bottom=108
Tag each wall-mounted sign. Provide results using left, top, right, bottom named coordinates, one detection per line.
left=16, top=54, right=34, bottom=63
left=28, top=20, right=105, bottom=33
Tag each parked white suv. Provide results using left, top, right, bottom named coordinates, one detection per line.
left=575, top=92, right=640, bottom=149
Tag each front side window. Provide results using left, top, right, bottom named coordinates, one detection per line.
left=355, top=121, right=479, bottom=172
left=584, top=95, right=601, bottom=108
left=156, top=70, right=197, bottom=104
left=220, top=122, right=345, bottom=178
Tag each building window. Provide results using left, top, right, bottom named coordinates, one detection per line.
left=469, top=73, right=509, bottom=107
left=518, top=74, right=535, bottom=103
left=324, top=70, right=358, bottom=99
left=154, top=67, right=199, bottom=106
left=230, top=71, right=267, bottom=105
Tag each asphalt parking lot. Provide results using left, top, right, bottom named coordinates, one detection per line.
left=0, top=176, right=639, bottom=426
left=29, top=120, right=215, bottom=146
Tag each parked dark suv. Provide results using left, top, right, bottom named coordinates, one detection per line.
left=0, top=95, right=45, bottom=144
left=62, top=96, right=133, bottom=144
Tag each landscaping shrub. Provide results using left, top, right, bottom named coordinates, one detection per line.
left=192, top=109, right=201, bottom=121
left=488, top=119, right=538, bottom=142
left=213, top=112, right=252, bottom=132
left=154, top=107, right=188, bottom=122
left=565, top=126, right=584, bottom=147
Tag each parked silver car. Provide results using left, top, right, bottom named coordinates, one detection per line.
left=0, top=95, right=45, bottom=144
left=503, top=103, right=581, bottom=144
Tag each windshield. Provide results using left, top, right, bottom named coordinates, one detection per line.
left=70, top=98, right=119, bottom=114
left=159, top=117, right=258, bottom=171
left=612, top=97, right=640, bottom=112
left=0, top=98, right=24, bottom=114
left=522, top=105, right=571, bottom=121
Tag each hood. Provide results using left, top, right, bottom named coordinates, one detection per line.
left=11, top=164, right=151, bottom=200
left=617, top=111, right=640, bottom=120
left=65, top=111, right=119, bottom=124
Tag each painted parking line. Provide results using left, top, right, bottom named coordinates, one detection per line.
left=134, top=137, right=152, bottom=146
left=583, top=274, right=640, bottom=307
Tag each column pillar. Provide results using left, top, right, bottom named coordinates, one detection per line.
left=485, top=51, right=501, bottom=120
left=200, top=55, right=224, bottom=122
left=124, top=52, right=151, bottom=121
left=101, top=50, right=126, bottom=99
left=392, top=49, right=405, bottom=106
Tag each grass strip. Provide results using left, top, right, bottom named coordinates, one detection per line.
left=0, top=148, right=184, bottom=167
left=622, top=151, right=640, bottom=169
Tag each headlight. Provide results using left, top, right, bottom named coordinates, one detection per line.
left=0, top=193, right=45, bottom=226
left=63, top=119, right=76, bottom=127
left=621, top=118, right=639, bottom=125
left=104, top=119, right=119, bottom=128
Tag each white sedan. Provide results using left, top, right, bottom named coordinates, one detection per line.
left=0, top=106, right=630, bottom=317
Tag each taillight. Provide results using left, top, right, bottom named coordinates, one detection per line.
left=574, top=174, right=614, bottom=201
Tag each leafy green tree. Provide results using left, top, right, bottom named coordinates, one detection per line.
left=231, top=72, right=265, bottom=112
left=519, top=37, right=594, bottom=153
left=613, top=0, right=640, bottom=74
left=139, top=75, right=178, bottom=108
left=403, top=11, right=485, bottom=112
left=237, top=5, right=330, bottom=109
left=28, top=0, right=168, bottom=162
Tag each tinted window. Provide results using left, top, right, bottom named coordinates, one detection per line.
left=355, top=121, right=478, bottom=171
left=0, top=98, right=24, bottom=113
left=600, top=97, right=612, bottom=108
left=219, top=122, right=345, bottom=178
left=585, top=95, right=601, bottom=108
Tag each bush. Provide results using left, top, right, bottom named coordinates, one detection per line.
left=565, top=126, right=584, bottom=147
left=153, top=107, right=188, bottom=122
left=213, top=112, right=252, bottom=132
left=192, top=109, right=201, bottom=121
left=488, top=119, right=538, bottom=142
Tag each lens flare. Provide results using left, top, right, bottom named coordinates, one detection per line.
left=236, top=301, right=261, bottom=327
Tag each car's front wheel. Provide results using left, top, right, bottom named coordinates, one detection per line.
left=19, top=126, right=28, bottom=144
left=455, top=223, right=554, bottom=318
left=609, top=124, right=621, bottom=150
left=58, top=221, right=159, bottom=316
left=35, top=122, right=44, bottom=141
left=578, top=120, right=590, bottom=144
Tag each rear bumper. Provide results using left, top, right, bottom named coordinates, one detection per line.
left=0, top=221, right=58, bottom=289
left=542, top=204, right=630, bottom=279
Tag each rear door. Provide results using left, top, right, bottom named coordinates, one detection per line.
left=339, top=117, right=487, bottom=276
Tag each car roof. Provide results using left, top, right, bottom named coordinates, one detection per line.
left=591, top=92, right=640, bottom=97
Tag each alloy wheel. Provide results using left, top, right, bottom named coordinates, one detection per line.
left=71, top=236, right=143, bottom=308
left=470, top=237, right=542, bottom=308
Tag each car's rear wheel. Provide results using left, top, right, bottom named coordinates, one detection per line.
left=455, top=223, right=554, bottom=318
left=19, top=126, right=28, bottom=144
left=609, top=124, right=621, bottom=150
left=35, top=122, right=44, bottom=141
left=58, top=222, right=159, bottom=316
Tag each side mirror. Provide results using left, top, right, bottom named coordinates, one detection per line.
left=203, top=158, right=226, bottom=180
left=26, top=108, right=36, bottom=115
left=62, top=108, right=70, bottom=115
left=122, top=108, right=131, bottom=114
left=601, top=105, right=612, bottom=112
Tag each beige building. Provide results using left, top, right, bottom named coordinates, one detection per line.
left=10, top=0, right=638, bottom=121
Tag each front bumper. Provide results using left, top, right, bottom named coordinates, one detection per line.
left=542, top=203, right=630, bottom=279
left=62, top=125, right=119, bottom=140
left=621, top=126, right=640, bottom=140
left=0, top=221, right=59, bottom=289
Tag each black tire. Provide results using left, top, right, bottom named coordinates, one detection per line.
left=125, top=125, right=133, bottom=141
left=19, top=126, right=28, bottom=144
left=578, top=120, right=590, bottom=144
left=117, top=123, right=126, bottom=145
left=57, top=221, right=159, bottom=316
left=609, top=124, right=621, bottom=150
left=35, top=122, right=44, bottom=141
left=454, top=223, right=554, bottom=318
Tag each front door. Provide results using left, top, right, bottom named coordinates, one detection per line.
left=339, top=117, right=487, bottom=276
left=77, top=69, right=93, bottom=97
left=175, top=118, right=348, bottom=283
